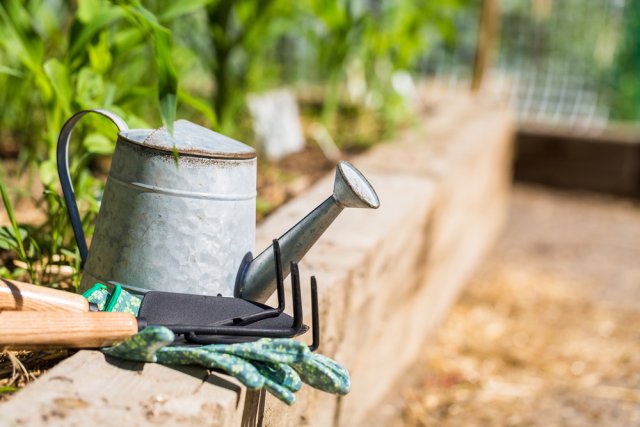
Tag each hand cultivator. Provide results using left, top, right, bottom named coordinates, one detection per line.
left=0, top=242, right=319, bottom=349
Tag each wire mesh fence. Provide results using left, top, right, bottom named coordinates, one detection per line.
left=423, top=0, right=639, bottom=131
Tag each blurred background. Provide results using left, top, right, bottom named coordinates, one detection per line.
left=0, top=0, right=639, bottom=424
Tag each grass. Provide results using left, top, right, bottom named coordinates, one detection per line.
left=0, top=181, right=34, bottom=283
left=0, top=350, right=72, bottom=402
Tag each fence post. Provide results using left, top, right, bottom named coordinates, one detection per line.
left=471, top=0, right=500, bottom=92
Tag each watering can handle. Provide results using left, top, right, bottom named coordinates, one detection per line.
left=56, top=109, right=128, bottom=267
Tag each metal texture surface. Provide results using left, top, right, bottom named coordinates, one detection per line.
left=80, top=137, right=256, bottom=296
left=57, top=109, right=129, bottom=264
left=236, top=161, right=380, bottom=302
left=139, top=120, right=256, bottom=159
left=334, top=161, right=380, bottom=208
left=56, top=110, right=257, bottom=297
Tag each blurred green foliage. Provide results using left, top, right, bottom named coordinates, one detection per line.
left=0, top=0, right=204, bottom=286
left=0, top=0, right=462, bottom=286
left=1, top=0, right=463, bottom=156
left=499, top=0, right=640, bottom=122
left=609, top=0, right=640, bottom=121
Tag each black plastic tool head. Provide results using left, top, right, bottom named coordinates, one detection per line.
left=135, top=240, right=320, bottom=348
left=138, top=291, right=268, bottom=327
left=138, top=291, right=305, bottom=332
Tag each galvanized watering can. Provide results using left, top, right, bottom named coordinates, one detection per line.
left=57, top=110, right=379, bottom=302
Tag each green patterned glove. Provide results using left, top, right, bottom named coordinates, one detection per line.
left=292, top=353, right=351, bottom=395
left=83, top=283, right=141, bottom=314
left=84, top=284, right=350, bottom=404
left=209, top=339, right=350, bottom=395
left=103, top=326, right=298, bottom=404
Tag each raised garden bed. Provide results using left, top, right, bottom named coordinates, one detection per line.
left=0, top=96, right=514, bottom=426
left=515, top=122, right=640, bottom=198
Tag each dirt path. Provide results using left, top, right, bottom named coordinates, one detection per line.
left=398, top=184, right=640, bottom=426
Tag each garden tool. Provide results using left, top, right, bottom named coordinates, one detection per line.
left=0, top=278, right=94, bottom=312
left=0, top=242, right=320, bottom=349
left=57, top=109, right=379, bottom=302
left=0, top=279, right=348, bottom=406
left=0, top=278, right=137, bottom=348
left=85, top=272, right=348, bottom=407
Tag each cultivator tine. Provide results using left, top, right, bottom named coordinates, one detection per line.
left=180, top=259, right=306, bottom=342
left=290, top=261, right=303, bottom=334
left=229, top=240, right=285, bottom=326
left=275, top=239, right=285, bottom=311
left=308, top=276, right=320, bottom=352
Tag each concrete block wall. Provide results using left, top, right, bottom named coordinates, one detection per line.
left=0, top=97, right=514, bottom=427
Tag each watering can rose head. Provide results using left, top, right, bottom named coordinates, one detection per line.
left=57, top=110, right=379, bottom=303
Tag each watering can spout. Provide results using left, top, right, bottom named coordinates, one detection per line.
left=235, top=161, right=379, bottom=302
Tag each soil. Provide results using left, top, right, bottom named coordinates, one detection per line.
left=394, top=184, right=640, bottom=426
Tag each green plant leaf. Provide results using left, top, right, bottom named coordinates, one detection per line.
left=60, top=248, right=77, bottom=259
left=178, top=89, right=217, bottom=127
left=158, top=0, right=212, bottom=22
left=76, top=68, right=105, bottom=107
left=0, top=227, right=16, bottom=250
left=0, top=182, right=27, bottom=262
left=0, top=65, right=23, bottom=77
left=87, top=32, right=112, bottom=73
left=38, top=160, right=58, bottom=187
left=43, top=58, right=72, bottom=114
left=154, top=26, right=178, bottom=134
left=82, top=132, right=114, bottom=155
left=77, top=0, right=108, bottom=22
left=69, top=7, right=125, bottom=61
left=119, top=3, right=178, bottom=134
left=0, top=1, right=50, bottom=99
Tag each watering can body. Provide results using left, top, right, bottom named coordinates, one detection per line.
left=58, top=110, right=380, bottom=302
left=58, top=110, right=257, bottom=296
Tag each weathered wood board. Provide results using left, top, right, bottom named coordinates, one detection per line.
left=515, top=123, right=640, bottom=197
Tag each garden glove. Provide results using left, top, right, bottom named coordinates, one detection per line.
left=104, top=326, right=300, bottom=404
left=84, top=284, right=350, bottom=404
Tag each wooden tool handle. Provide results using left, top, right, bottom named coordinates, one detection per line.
left=0, top=279, right=89, bottom=312
left=0, top=311, right=138, bottom=349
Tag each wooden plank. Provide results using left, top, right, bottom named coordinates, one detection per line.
left=518, top=122, right=640, bottom=145
left=515, top=128, right=640, bottom=197
left=0, top=350, right=251, bottom=426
